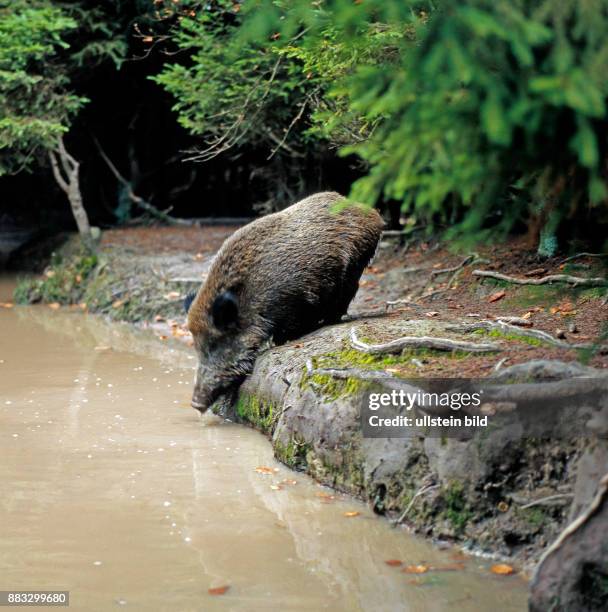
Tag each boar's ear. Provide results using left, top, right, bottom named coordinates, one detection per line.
left=211, top=291, right=239, bottom=330
left=183, top=292, right=196, bottom=314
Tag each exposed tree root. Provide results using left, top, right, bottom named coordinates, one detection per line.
left=520, top=494, right=574, bottom=510
left=311, top=367, right=396, bottom=381
left=473, top=269, right=607, bottom=287
left=447, top=319, right=606, bottom=351
left=349, top=327, right=501, bottom=354
left=561, top=252, right=608, bottom=264
left=393, top=483, right=439, bottom=525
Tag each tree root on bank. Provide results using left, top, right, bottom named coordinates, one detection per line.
left=561, top=252, right=608, bottom=264
left=473, top=269, right=607, bottom=287
left=519, top=493, right=574, bottom=510
left=349, top=327, right=501, bottom=354
left=308, top=365, right=397, bottom=381
left=447, top=319, right=607, bottom=351
left=393, top=482, right=439, bottom=525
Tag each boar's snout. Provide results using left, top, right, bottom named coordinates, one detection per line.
left=190, top=364, right=221, bottom=413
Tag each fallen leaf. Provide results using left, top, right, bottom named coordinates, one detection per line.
left=255, top=466, right=276, bottom=475
left=194, top=253, right=204, bottom=261
left=75, top=274, right=82, bottom=283
left=164, top=291, right=181, bottom=300
left=158, top=335, right=168, bottom=341
left=0, top=302, right=14, bottom=308
left=269, top=484, right=282, bottom=491
left=112, top=300, right=124, bottom=309
left=142, top=36, right=154, bottom=43
left=48, top=302, right=61, bottom=310
left=208, top=585, right=229, bottom=596
left=384, top=559, right=403, bottom=567
left=521, top=311, right=533, bottom=320
left=497, top=501, right=509, bottom=512
left=79, top=303, right=87, bottom=310
left=94, top=345, right=111, bottom=351
left=488, top=290, right=506, bottom=303
left=45, top=270, right=55, bottom=278
left=425, top=311, right=439, bottom=317
left=343, top=511, right=360, bottom=518
left=154, top=314, right=166, bottom=322
left=281, top=479, right=297, bottom=486
left=402, top=565, right=429, bottom=574
left=315, top=491, right=335, bottom=500
left=490, top=563, right=515, bottom=575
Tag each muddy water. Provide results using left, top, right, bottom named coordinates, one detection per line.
left=0, top=283, right=528, bottom=611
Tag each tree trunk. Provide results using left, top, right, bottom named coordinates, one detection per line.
left=49, top=136, right=92, bottom=243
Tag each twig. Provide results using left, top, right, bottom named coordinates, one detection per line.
left=448, top=320, right=606, bottom=351
left=349, top=327, right=501, bottom=354
left=561, top=252, right=608, bottom=264
left=473, top=269, right=607, bottom=287
left=393, top=484, right=439, bottom=525
left=520, top=494, right=574, bottom=510
left=493, top=357, right=508, bottom=372
left=430, top=255, right=476, bottom=278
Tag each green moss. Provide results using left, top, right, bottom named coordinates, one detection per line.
left=274, top=436, right=310, bottom=470
left=15, top=249, right=99, bottom=305
left=520, top=506, right=547, bottom=528
left=235, top=394, right=276, bottom=432
left=478, top=276, right=607, bottom=310
left=473, top=327, right=544, bottom=347
left=441, top=481, right=473, bottom=533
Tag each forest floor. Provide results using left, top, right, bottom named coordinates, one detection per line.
left=9, top=225, right=608, bottom=570
left=89, top=225, right=608, bottom=374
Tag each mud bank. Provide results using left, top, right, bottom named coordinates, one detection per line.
left=233, top=316, right=608, bottom=567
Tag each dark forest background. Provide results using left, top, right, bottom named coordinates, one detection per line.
left=2, top=0, right=608, bottom=254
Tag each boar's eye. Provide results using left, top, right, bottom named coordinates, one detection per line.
left=183, top=292, right=196, bottom=314
left=211, top=291, right=239, bottom=330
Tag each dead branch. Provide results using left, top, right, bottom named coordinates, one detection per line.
left=94, top=137, right=192, bottom=226
left=448, top=320, right=607, bottom=351
left=349, top=327, right=501, bottom=354
left=473, top=269, right=607, bottom=287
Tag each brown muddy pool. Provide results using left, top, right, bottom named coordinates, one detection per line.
left=0, top=282, right=528, bottom=611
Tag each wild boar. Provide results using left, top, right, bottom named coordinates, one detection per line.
left=186, top=191, right=383, bottom=412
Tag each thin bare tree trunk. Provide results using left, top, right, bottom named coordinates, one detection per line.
left=49, top=136, right=91, bottom=242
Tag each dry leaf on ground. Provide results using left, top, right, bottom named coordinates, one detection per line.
left=488, top=290, right=506, bottom=303
left=208, top=585, right=229, bottom=596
